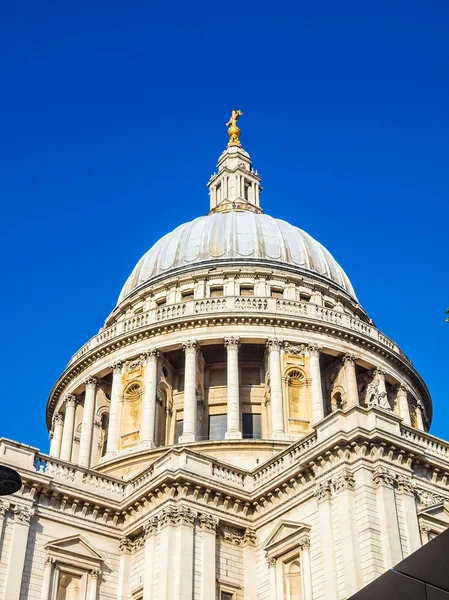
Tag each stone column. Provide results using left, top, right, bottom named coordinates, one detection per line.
left=78, top=377, right=98, bottom=468
left=315, top=482, right=338, bottom=599
left=87, top=569, right=100, bottom=600
left=300, top=539, right=313, bottom=600
left=50, top=413, right=64, bottom=458
left=342, top=354, right=359, bottom=408
left=180, top=341, right=197, bottom=443
left=143, top=518, right=158, bottom=600
left=396, top=384, right=411, bottom=426
left=40, top=556, right=55, bottom=600
left=332, top=470, right=362, bottom=596
left=60, top=395, right=77, bottom=462
left=266, top=339, right=285, bottom=437
left=242, top=529, right=257, bottom=600
left=224, top=337, right=242, bottom=439
left=4, top=505, right=33, bottom=600
left=105, top=361, right=123, bottom=458
left=199, top=514, right=219, bottom=600
left=117, top=537, right=133, bottom=600
left=0, top=501, right=9, bottom=544
left=307, top=344, right=324, bottom=423
left=373, top=467, right=403, bottom=568
left=397, top=476, right=421, bottom=555
left=416, top=403, right=425, bottom=431
left=420, top=525, right=431, bottom=544
left=141, top=350, right=159, bottom=448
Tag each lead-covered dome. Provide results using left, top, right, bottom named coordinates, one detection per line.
left=118, top=211, right=356, bottom=303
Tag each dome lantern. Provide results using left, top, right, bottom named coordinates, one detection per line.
left=207, top=110, right=263, bottom=215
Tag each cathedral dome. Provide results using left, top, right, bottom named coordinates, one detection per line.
left=118, top=212, right=356, bottom=304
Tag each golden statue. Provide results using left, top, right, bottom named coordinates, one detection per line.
left=226, top=109, right=243, bottom=147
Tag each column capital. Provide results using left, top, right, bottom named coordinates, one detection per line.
left=13, top=505, right=33, bottom=524
left=94, top=416, right=102, bottom=428
left=397, top=475, right=415, bottom=495
left=0, top=501, right=9, bottom=518
left=306, top=343, right=322, bottom=357
left=267, top=556, right=277, bottom=568
left=224, top=336, right=240, bottom=351
left=52, top=413, right=64, bottom=426
left=44, top=555, right=55, bottom=567
left=371, top=366, right=387, bottom=378
left=142, top=348, right=160, bottom=363
left=332, top=470, right=355, bottom=493
left=342, top=353, right=358, bottom=365
left=119, top=535, right=134, bottom=554
left=373, top=467, right=396, bottom=488
left=182, top=339, right=198, bottom=354
left=110, top=360, right=123, bottom=375
left=396, top=383, right=410, bottom=395
left=84, top=377, right=98, bottom=390
left=64, top=394, right=78, bottom=408
left=198, top=512, right=219, bottom=533
left=266, top=338, right=285, bottom=351
left=242, top=527, right=257, bottom=546
left=143, top=517, right=158, bottom=539
left=89, top=568, right=101, bottom=580
left=299, top=537, right=310, bottom=550
left=314, top=480, right=332, bottom=503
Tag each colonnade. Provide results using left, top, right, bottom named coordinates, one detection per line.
left=49, top=339, right=423, bottom=466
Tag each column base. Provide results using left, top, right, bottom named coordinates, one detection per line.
left=271, top=431, right=290, bottom=441
left=139, top=440, right=156, bottom=450
left=102, top=451, right=117, bottom=462
left=179, top=433, right=196, bottom=443
left=225, top=430, right=243, bottom=440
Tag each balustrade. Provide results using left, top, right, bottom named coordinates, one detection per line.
left=66, top=296, right=411, bottom=369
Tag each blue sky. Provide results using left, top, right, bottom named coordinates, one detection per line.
left=0, top=1, right=447, bottom=452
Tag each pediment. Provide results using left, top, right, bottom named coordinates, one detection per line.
left=45, top=534, right=104, bottom=565
left=419, top=502, right=449, bottom=524
left=264, top=520, right=310, bottom=555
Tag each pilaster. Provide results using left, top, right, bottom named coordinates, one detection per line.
left=373, top=467, right=403, bottom=568
left=332, top=469, right=363, bottom=596
left=143, top=518, right=158, bottom=600
left=199, top=513, right=219, bottom=600
left=4, top=505, right=33, bottom=600
left=314, top=481, right=338, bottom=599
left=397, top=475, right=421, bottom=555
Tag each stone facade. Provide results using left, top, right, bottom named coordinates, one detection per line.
left=0, top=126, right=446, bottom=600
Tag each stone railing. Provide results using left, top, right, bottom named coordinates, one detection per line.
left=252, top=432, right=317, bottom=487
left=68, top=297, right=408, bottom=367
left=31, top=453, right=126, bottom=499
left=401, top=426, right=449, bottom=462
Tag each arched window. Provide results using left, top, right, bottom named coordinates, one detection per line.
left=331, top=391, right=343, bottom=411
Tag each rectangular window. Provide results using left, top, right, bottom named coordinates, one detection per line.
left=240, top=285, right=254, bottom=297
left=300, top=292, right=311, bottom=302
left=209, top=414, right=227, bottom=441
left=270, top=287, right=284, bottom=299
left=156, top=297, right=167, bottom=306
left=210, top=286, right=224, bottom=297
left=242, top=413, right=262, bottom=439
left=181, top=290, right=194, bottom=301
left=244, top=182, right=250, bottom=201
left=221, top=593, right=234, bottom=600
left=175, top=420, right=183, bottom=443
left=324, top=300, right=334, bottom=309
